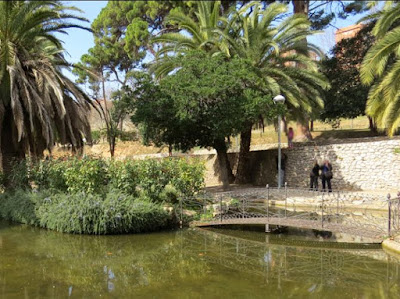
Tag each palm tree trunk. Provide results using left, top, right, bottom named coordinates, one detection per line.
left=214, top=140, right=234, bottom=190
left=292, top=0, right=313, bottom=141
left=368, top=116, right=377, bottom=133
left=1, top=106, right=25, bottom=185
left=235, top=123, right=252, bottom=184
left=296, top=120, right=313, bottom=141
left=283, top=117, right=288, bottom=136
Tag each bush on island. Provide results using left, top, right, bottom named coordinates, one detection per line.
left=37, top=191, right=173, bottom=234
left=0, top=156, right=204, bottom=234
left=0, top=190, right=174, bottom=234
left=30, top=156, right=205, bottom=203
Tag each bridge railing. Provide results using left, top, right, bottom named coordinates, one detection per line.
left=180, top=186, right=399, bottom=238
left=388, top=192, right=400, bottom=236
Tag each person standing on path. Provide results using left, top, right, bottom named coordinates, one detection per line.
left=309, top=160, right=320, bottom=191
left=320, top=159, right=333, bottom=192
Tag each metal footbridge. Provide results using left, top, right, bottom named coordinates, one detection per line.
left=179, top=187, right=400, bottom=243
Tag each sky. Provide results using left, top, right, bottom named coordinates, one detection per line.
left=58, top=1, right=371, bottom=86
left=58, top=1, right=107, bottom=65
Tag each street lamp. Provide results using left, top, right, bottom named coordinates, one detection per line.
left=273, top=95, right=285, bottom=189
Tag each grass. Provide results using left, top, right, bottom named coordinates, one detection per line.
left=52, top=116, right=384, bottom=158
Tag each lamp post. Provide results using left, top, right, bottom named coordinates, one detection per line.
left=273, top=95, right=285, bottom=189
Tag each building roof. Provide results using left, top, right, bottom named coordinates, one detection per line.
left=335, top=24, right=364, bottom=44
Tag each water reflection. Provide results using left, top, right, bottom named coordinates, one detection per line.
left=0, top=220, right=399, bottom=298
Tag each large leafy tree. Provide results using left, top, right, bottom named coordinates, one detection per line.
left=290, top=0, right=369, bottom=139
left=0, top=1, right=93, bottom=172
left=132, top=51, right=277, bottom=188
left=220, top=2, right=329, bottom=183
left=321, top=23, right=375, bottom=126
left=152, top=1, right=329, bottom=183
left=360, top=1, right=400, bottom=136
left=74, top=1, right=198, bottom=156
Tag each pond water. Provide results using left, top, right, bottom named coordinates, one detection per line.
left=0, top=220, right=399, bottom=298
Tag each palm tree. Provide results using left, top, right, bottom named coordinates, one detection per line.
left=150, top=0, right=227, bottom=79
left=151, top=1, right=237, bottom=183
left=360, top=1, right=400, bottom=136
left=151, top=1, right=328, bottom=185
left=219, top=2, right=329, bottom=183
left=0, top=1, right=94, bottom=173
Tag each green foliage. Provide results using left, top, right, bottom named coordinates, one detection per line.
left=91, top=1, right=193, bottom=65
left=108, top=159, right=141, bottom=196
left=229, top=198, right=240, bottom=210
left=28, top=156, right=205, bottom=204
left=321, top=23, right=375, bottom=121
left=307, top=1, right=369, bottom=30
left=150, top=1, right=224, bottom=78
left=37, top=191, right=172, bottom=234
left=0, top=190, right=49, bottom=225
left=31, top=157, right=108, bottom=195
left=109, top=158, right=205, bottom=204
left=360, top=2, right=400, bottom=136
left=132, top=51, right=276, bottom=152
left=0, top=189, right=173, bottom=234
left=0, top=1, right=93, bottom=161
left=90, top=130, right=105, bottom=144
left=7, top=159, right=30, bottom=190
left=31, top=158, right=69, bottom=192
left=63, top=157, right=109, bottom=195
left=119, top=130, right=138, bottom=142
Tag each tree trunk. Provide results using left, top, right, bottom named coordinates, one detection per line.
left=100, top=72, right=115, bottom=158
left=282, top=117, right=288, bottom=136
left=215, top=140, right=234, bottom=190
left=235, top=123, right=252, bottom=184
left=293, top=0, right=309, bottom=14
left=310, top=120, right=314, bottom=131
left=368, top=116, right=377, bottom=133
left=110, top=135, right=116, bottom=157
left=1, top=105, right=26, bottom=186
left=168, top=144, right=173, bottom=157
left=292, top=0, right=313, bottom=141
left=296, top=120, right=313, bottom=141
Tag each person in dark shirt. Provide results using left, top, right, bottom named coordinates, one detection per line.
left=320, top=159, right=333, bottom=192
left=309, top=160, right=320, bottom=191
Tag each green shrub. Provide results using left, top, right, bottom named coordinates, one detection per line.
left=169, top=158, right=205, bottom=199
left=36, top=191, right=172, bottom=234
left=0, top=171, right=5, bottom=191
left=31, top=158, right=69, bottom=192
left=18, top=156, right=205, bottom=203
left=108, top=160, right=140, bottom=196
left=135, top=158, right=205, bottom=203
left=91, top=130, right=102, bottom=144
left=109, top=157, right=205, bottom=203
left=0, top=190, right=48, bottom=225
left=63, top=157, right=108, bottom=195
left=119, top=130, right=138, bottom=142
left=8, top=159, right=30, bottom=189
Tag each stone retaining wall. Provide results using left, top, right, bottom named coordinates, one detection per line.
left=203, top=136, right=400, bottom=191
